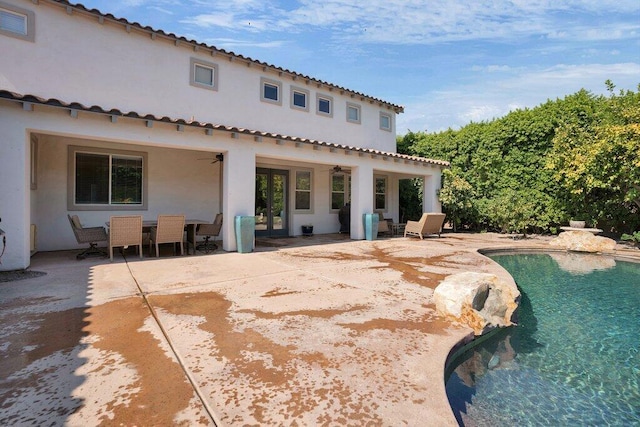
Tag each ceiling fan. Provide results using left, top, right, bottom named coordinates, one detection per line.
left=197, top=153, right=224, bottom=164
left=330, top=165, right=350, bottom=174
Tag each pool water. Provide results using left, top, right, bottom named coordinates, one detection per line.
left=445, top=253, right=640, bottom=426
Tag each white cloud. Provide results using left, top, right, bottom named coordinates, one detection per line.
left=397, top=62, right=640, bottom=133
left=179, top=0, right=640, bottom=46
left=204, top=38, right=286, bottom=50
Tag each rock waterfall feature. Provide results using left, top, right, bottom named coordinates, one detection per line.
left=433, top=272, right=520, bottom=335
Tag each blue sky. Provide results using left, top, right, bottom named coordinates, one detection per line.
left=78, top=0, right=639, bottom=134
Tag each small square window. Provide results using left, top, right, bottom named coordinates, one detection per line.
left=264, top=84, right=278, bottom=100
left=260, top=77, right=282, bottom=105
left=380, top=112, right=392, bottom=131
left=0, top=2, right=35, bottom=42
left=290, top=86, right=309, bottom=111
left=195, top=65, right=213, bottom=85
left=316, top=94, right=333, bottom=117
left=294, top=92, right=305, bottom=107
left=347, top=102, right=361, bottom=124
left=190, top=58, right=218, bottom=91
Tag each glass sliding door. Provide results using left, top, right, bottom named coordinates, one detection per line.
left=255, top=168, right=289, bottom=237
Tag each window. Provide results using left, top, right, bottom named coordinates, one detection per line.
left=68, top=146, right=148, bottom=211
left=380, top=112, right=392, bottom=131
left=347, top=102, right=361, bottom=124
left=316, top=94, right=333, bottom=117
left=260, top=77, right=282, bottom=105
left=294, top=170, right=312, bottom=211
left=331, top=173, right=350, bottom=210
left=375, top=176, right=387, bottom=210
left=190, top=58, right=218, bottom=91
left=0, top=1, right=35, bottom=42
left=290, top=86, right=309, bottom=111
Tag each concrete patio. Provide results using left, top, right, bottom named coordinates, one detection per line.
left=0, top=233, right=578, bottom=425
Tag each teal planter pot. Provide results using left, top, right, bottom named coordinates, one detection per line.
left=234, top=216, right=255, bottom=253
left=362, top=213, right=379, bottom=241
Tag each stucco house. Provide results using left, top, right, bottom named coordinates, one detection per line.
left=0, top=0, right=447, bottom=271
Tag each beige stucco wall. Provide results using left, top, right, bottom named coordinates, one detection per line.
left=0, top=0, right=399, bottom=152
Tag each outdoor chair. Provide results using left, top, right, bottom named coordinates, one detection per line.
left=108, top=215, right=143, bottom=261
left=149, top=214, right=185, bottom=257
left=196, top=213, right=222, bottom=253
left=404, top=213, right=446, bottom=239
left=67, top=214, right=108, bottom=260
left=377, top=212, right=391, bottom=236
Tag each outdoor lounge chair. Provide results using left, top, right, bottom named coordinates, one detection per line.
left=67, top=214, right=108, bottom=260
left=196, top=213, right=222, bottom=253
left=404, top=213, right=446, bottom=239
left=108, top=215, right=143, bottom=261
left=149, top=214, right=185, bottom=257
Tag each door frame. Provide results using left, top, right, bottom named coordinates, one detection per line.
left=255, top=167, right=289, bottom=237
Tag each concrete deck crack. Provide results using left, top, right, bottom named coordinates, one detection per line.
left=122, top=254, right=221, bottom=426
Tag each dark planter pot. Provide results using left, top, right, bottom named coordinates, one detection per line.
left=301, top=225, right=314, bottom=236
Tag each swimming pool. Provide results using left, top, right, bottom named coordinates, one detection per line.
left=445, top=252, right=640, bottom=426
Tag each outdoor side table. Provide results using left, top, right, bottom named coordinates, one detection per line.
left=391, top=223, right=406, bottom=236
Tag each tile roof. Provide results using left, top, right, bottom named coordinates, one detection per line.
left=48, top=0, right=404, bottom=114
left=0, top=90, right=448, bottom=167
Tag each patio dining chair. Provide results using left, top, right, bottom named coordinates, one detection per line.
left=108, top=215, right=143, bottom=261
left=377, top=212, right=391, bottom=236
left=196, top=213, right=223, bottom=253
left=67, top=214, right=108, bottom=260
left=404, top=213, right=446, bottom=239
left=149, top=214, right=185, bottom=257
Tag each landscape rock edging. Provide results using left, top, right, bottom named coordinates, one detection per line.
left=549, top=230, right=617, bottom=253
left=433, top=272, right=520, bottom=336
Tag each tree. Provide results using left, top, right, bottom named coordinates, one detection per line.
left=402, top=82, right=639, bottom=235
left=438, top=169, right=475, bottom=231
left=547, top=84, right=640, bottom=231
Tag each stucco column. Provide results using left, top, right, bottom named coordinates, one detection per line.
left=0, top=111, right=30, bottom=270
left=350, top=163, right=374, bottom=240
left=422, top=172, right=443, bottom=213
left=222, top=146, right=256, bottom=252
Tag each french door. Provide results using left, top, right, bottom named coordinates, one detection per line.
left=255, top=168, right=289, bottom=237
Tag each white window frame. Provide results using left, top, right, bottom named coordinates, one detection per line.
left=190, top=57, right=218, bottom=91
left=0, top=1, right=35, bottom=42
left=346, top=102, right=361, bottom=124
left=374, top=175, right=388, bottom=211
left=294, top=170, right=313, bottom=212
left=380, top=112, right=393, bottom=131
left=67, top=145, right=148, bottom=211
left=290, top=86, right=309, bottom=112
left=316, top=94, right=333, bottom=117
left=330, top=173, right=350, bottom=212
left=260, top=77, right=282, bottom=105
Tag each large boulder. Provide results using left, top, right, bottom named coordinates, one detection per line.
left=433, top=272, right=520, bottom=335
left=549, top=231, right=616, bottom=253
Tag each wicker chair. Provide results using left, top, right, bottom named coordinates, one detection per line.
left=404, top=213, right=446, bottom=239
left=149, top=214, right=185, bottom=257
left=377, top=212, right=391, bottom=236
left=108, top=215, right=143, bottom=261
left=196, top=213, right=223, bottom=253
left=67, top=214, right=108, bottom=260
